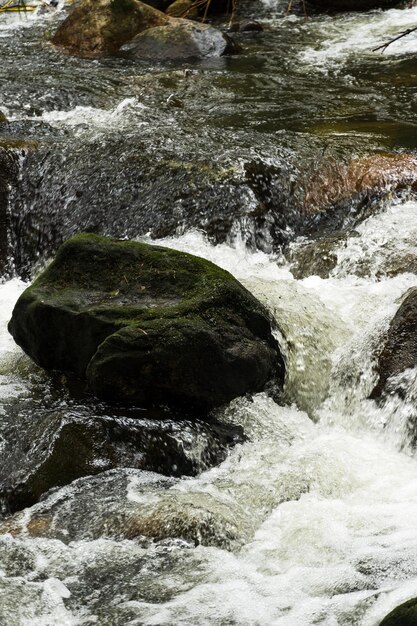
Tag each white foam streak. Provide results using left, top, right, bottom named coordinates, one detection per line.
left=300, top=7, right=417, bottom=68
left=40, top=98, right=146, bottom=132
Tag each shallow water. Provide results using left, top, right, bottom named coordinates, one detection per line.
left=3, top=2, right=417, bottom=625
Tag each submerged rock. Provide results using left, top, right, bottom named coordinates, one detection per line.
left=0, top=469, right=249, bottom=549
left=9, top=234, right=283, bottom=410
left=379, top=598, right=417, bottom=625
left=0, top=409, right=242, bottom=513
left=125, top=20, right=234, bottom=60
left=370, top=288, right=417, bottom=400
left=51, top=0, right=169, bottom=57
left=289, top=233, right=344, bottom=279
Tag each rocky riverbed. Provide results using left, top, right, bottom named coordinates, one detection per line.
left=3, top=1, right=417, bottom=624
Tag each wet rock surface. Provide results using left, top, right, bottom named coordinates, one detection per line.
left=370, top=287, right=417, bottom=400
left=0, top=405, right=242, bottom=513
left=165, top=0, right=198, bottom=17
left=379, top=598, right=417, bottom=626
left=7, top=138, right=302, bottom=276
left=125, top=21, right=234, bottom=60
left=0, top=468, right=250, bottom=549
left=289, top=233, right=345, bottom=279
left=0, top=148, right=19, bottom=275
left=304, top=152, right=417, bottom=216
left=51, top=0, right=170, bottom=57
left=9, top=233, right=283, bottom=410
left=10, top=141, right=417, bottom=278
left=52, top=0, right=233, bottom=61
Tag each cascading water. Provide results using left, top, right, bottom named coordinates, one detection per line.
left=3, top=2, right=417, bottom=625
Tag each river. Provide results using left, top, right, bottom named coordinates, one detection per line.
left=2, top=2, right=417, bottom=624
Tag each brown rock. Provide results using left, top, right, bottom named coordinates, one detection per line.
left=51, top=0, right=170, bottom=57
left=122, top=496, right=244, bottom=547
left=305, top=152, right=417, bottom=214
left=126, top=20, right=234, bottom=60
left=166, top=0, right=198, bottom=17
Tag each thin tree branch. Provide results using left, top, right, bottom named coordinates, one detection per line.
left=373, top=26, right=417, bottom=53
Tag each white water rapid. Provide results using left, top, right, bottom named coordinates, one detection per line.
left=2, top=196, right=417, bottom=624
left=3, top=2, right=417, bottom=625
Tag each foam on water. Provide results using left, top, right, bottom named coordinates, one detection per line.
left=82, top=206, right=417, bottom=623
left=299, top=7, right=417, bottom=68
left=0, top=0, right=66, bottom=32
left=0, top=279, right=30, bottom=402
left=334, top=199, right=417, bottom=280
left=39, top=98, right=147, bottom=132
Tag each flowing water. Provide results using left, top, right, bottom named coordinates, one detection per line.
left=3, top=2, right=417, bottom=624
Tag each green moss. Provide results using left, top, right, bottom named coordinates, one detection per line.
left=110, top=0, right=135, bottom=13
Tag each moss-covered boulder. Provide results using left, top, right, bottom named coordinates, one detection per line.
left=379, top=598, right=417, bottom=625
left=370, top=288, right=417, bottom=400
left=8, top=234, right=283, bottom=410
left=51, top=0, right=169, bottom=57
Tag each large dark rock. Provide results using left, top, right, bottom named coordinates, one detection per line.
left=8, top=141, right=299, bottom=277
left=379, top=598, right=417, bottom=626
left=9, top=234, right=283, bottom=410
left=370, top=288, right=417, bottom=400
left=125, top=20, right=234, bottom=60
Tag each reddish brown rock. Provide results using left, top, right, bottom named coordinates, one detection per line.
left=305, top=152, right=417, bottom=214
